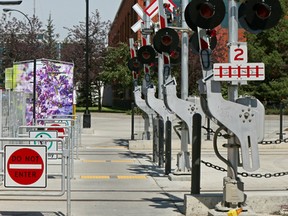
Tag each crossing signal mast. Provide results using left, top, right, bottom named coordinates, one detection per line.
left=185, top=0, right=283, bottom=213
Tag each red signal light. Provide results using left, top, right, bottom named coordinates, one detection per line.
left=128, top=57, right=143, bottom=71
left=170, top=50, right=178, bottom=59
left=255, top=3, right=271, bottom=20
left=133, top=62, right=140, bottom=68
left=161, top=35, right=173, bottom=46
left=142, top=51, right=151, bottom=60
left=137, top=45, right=156, bottom=64
left=199, top=2, right=215, bottom=19
left=153, top=28, right=179, bottom=54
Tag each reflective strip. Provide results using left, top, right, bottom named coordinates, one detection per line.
left=9, top=164, right=42, bottom=169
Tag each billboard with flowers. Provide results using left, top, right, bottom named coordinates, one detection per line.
left=13, top=59, right=74, bottom=125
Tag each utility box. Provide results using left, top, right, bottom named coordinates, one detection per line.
left=11, top=59, right=74, bottom=125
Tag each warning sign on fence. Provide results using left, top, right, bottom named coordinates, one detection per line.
left=29, top=130, right=58, bottom=159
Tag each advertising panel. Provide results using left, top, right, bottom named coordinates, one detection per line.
left=13, top=59, right=74, bottom=125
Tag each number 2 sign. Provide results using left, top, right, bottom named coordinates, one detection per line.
left=230, top=42, right=247, bottom=63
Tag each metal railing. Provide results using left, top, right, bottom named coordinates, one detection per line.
left=0, top=137, right=71, bottom=216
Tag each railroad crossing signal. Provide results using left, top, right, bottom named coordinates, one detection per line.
left=128, top=57, right=143, bottom=72
left=184, top=0, right=226, bottom=30
left=238, top=0, right=283, bottom=33
left=137, top=45, right=156, bottom=64
left=153, top=27, right=179, bottom=54
left=184, top=0, right=282, bottom=33
left=5, top=145, right=47, bottom=188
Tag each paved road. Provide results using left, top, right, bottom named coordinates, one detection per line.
left=0, top=113, right=286, bottom=215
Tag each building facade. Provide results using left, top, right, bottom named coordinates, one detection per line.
left=108, top=0, right=182, bottom=46
left=108, top=0, right=143, bottom=46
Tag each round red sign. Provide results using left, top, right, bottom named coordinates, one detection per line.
left=7, top=148, right=44, bottom=185
left=47, top=123, right=65, bottom=138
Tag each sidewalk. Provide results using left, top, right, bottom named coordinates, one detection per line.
left=83, top=113, right=288, bottom=216
left=128, top=113, right=288, bottom=216
left=0, top=112, right=286, bottom=215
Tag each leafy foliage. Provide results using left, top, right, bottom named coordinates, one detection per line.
left=241, top=0, right=288, bottom=104
left=0, top=12, right=60, bottom=88
left=100, top=42, right=132, bottom=97
left=42, top=15, right=59, bottom=59
left=61, top=10, right=110, bottom=109
left=0, top=13, right=46, bottom=63
left=0, top=9, right=110, bottom=109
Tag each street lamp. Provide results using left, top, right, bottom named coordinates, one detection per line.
left=3, top=8, right=36, bottom=125
left=83, top=0, right=91, bottom=128
left=3, top=8, right=33, bottom=30
left=0, top=1, right=22, bottom=5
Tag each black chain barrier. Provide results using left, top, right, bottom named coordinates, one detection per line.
left=202, top=126, right=288, bottom=145
left=201, top=160, right=288, bottom=178
left=201, top=126, right=288, bottom=178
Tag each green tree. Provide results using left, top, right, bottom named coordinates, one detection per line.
left=100, top=42, right=132, bottom=100
left=0, top=13, right=46, bottom=63
left=241, top=0, right=288, bottom=104
left=62, top=9, right=110, bottom=110
left=42, top=14, right=59, bottom=59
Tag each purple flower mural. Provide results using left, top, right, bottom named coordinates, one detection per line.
left=13, top=59, right=74, bottom=125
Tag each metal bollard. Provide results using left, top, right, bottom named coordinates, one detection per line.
left=152, top=118, right=158, bottom=163
left=131, top=102, right=135, bottom=140
left=279, top=102, right=284, bottom=140
left=165, top=120, right=172, bottom=175
left=158, top=118, right=164, bottom=168
left=191, top=113, right=202, bottom=194
left=206, top=118, right=211, bottom=140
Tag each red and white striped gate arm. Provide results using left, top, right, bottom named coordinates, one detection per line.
left=129, top=38, right=136, bottom=58
left=129, top=38, right=139, bottom=80
left=158, top=0, right=168, bottom=29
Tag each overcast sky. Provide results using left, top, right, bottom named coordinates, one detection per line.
left=1, top=0, right=122, bottom=40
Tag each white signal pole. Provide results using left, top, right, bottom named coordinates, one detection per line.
left=227, top=0, right=239, bottom=181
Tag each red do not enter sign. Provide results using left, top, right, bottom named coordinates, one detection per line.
left=47, top=123, right=65, bottom=138
left=5, top=145, right=47, bottom=188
